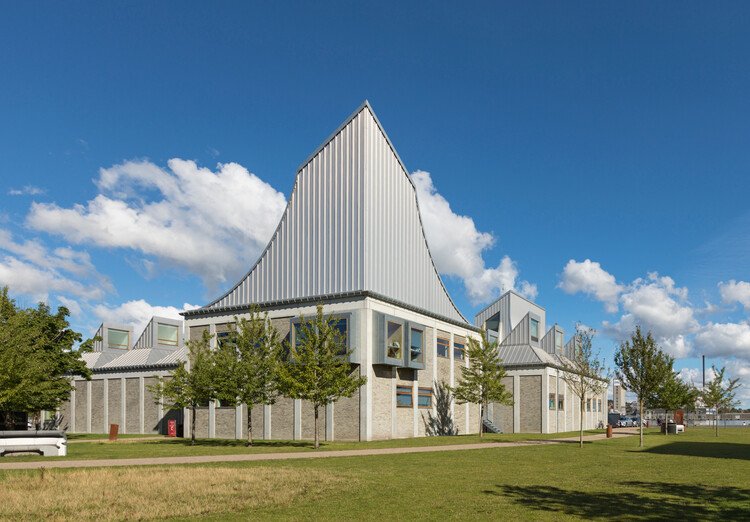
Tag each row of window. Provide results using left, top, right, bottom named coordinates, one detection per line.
left=436, top=334, right=465, bottom=360
left=105, top=322, right=178, bottom=350
left=396, top=386, right=433, bottom=409
left=586, top=398, right=603, bottom=413
left=548, top=395, right=603, bottom=412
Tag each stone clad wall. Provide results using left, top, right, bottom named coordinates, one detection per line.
left=108, top=379, right=121, bottom=428
left=125, top=378, right=140, bottom=434
left=90, top=380, right=104, bottom=433
left=520, top=375, right=542, bottom=433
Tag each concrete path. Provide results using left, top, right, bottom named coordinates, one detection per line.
left=0, top=432, right=632, bottom=471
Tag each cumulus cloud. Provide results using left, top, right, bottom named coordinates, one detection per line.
left=558, top=259, right=624, bottom=313
left=695, top=321, right=750, bottom=359
left=8, top=185, right=45, bottom=196
left=719, top=280, right=750, bottom=310
left=411, top=170, right=536, bottom=304
left=0, top=229, right=110, bottom=302
left=26, top=159, right=287, bottom=291
left=92, top=299, right=200, bottom=335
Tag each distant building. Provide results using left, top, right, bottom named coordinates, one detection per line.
left=613, top=380, right=626, bottom=413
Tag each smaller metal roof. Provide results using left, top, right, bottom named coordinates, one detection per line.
left=96, top=347, right=185, bottom=371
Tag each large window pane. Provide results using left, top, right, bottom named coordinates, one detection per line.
left=157, top=323, right=178, bottom=346
left=410, top=328, right=423, bottom=363
left=555, top=331, right=563, bottom=351
left=333, top=318, right=348, bottom=355
left=396, top=385, right=412, bottom=407
left=437, top=335, right=450, bottom=358
left=530, top=319, right=539, bottom=342
left=107, top=328, right=129, bottom=349
left=387, top=321, right=403, bottom=360
left=454, top=337, right=465, bottom=361
left=418, top=388, right=432, bottom=409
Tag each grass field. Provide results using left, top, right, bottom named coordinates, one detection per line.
left=1, top=427, right=748, bottom=520
left=0, top=429, right=604, bottom=462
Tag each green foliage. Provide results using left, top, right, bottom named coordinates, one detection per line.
left=276, top=305, right=367, bottom=449
left=451, top=330, right=512, bottom=437
left=149, top=330, right=215, bottom=444
left=424, top=381, right=458, bottom=436
left=559, top=325, right=609, bottom=447
left=0, top=286, right=91, bottom=429
left=702, top=366, right=741, bottom=437
left=614, top=326, right=673, bottom=447
left=213, top=307, right=283, bottom=445
left=647, top=371, right=697, bottom=431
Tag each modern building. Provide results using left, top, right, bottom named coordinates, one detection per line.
left=62, top=102, right=605, bottom=439
left=475, top=291, right=607, bottom=433
left=612, top=380, right=626, bottom=413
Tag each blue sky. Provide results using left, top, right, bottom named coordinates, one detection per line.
left=2, top=2, right=749, bottom=403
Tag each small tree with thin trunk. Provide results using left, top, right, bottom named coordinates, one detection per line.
left=702, top=366, right=741, bottom=437
left=614, top=326, right=673, bottom=448
left=149, top=330, right=215, bottom=445
left=214, top=307, right=282, bottom=446
left=276, top=305, right=367, bottom=449
left=647, top=370, right=693, bottom=435
left=559, top=325, right=609, bottom=448
left=451, top=330, right=512, bottom=437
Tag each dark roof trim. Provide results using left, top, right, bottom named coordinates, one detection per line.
left=182, top=290, right=480, bottom=332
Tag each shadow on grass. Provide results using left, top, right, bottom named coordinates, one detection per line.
left=639, top=442, right=750, bottom=461
left=151, top=439, right=316, bottom=449
left=485, top=482, right=750, bottom=520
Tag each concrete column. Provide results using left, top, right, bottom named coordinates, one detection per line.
left=326, top=402, right=334, bottom=441
left=120, top=377, right=126, bottom=434
left=208, top=401, right=216, bottom=438
left=295, top=399, right=303, bottom=440
left=103, top=378, right=109, bottom=433
left=264, top=404, right=272, bottom=439
left=362, top=304, right=373, bottom=441
left=541, top=370, right=549, bottom=434
left=235, top=405, right=242, bottom=440
left=513, top=375, right=521, bottom=433
left=70, top=386, right=76, bottom=432
left=139, top=376, right=145, bottom=434
left=86, top=380, right=92, bottom=433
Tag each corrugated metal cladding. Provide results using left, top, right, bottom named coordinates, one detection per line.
left=474, top=292, right=511, bottom=334
left=203, top=102, right=465, bottom=323
left=503, top=313, right=530, bottom=346
left=133, top=319, right=154, bottom=349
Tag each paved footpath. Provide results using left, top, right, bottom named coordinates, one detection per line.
left=0, top=432, right=633, bottom=471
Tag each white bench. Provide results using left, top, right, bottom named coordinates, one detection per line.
left=0, top=430, right=67, bottom=457
left=675, top=424, right=685, bottom=434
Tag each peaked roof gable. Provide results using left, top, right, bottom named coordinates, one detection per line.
left=190, top=102, right=466, bottom=324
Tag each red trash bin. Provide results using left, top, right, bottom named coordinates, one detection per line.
left=167, top=419, right=177, bottom=437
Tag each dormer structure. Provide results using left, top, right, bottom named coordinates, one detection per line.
left=92, top=323, right=134, bottom=352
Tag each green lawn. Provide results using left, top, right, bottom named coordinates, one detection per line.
left=2, top=427, right=748, bottom=520
left=0, top=429, right=605, bottom=462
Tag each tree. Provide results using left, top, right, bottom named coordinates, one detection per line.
left=614, top=326, right=673, bottom=447
left=451, top=330, right=512, bottom=437
left=276, top=305, right=367, bottom=449
left=702, top=366, right=741, bottom=437
left=559, top=325, right=609, bottom=448
left=214, top=308, right=282, bottom=446
left=0, top=287, right=91, bottom=429
left=424, top=381, right=458, bottom=436
left=149, top=330, right=215, bottom=445
left=648, top=371, right=693, bottom=434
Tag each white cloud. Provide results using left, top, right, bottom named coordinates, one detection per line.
left=695, top=321, right=750, bottom=359
left=92, top=299, right=200, bottom=335
left=558, top=259, right=623, bottom=313
left=0, top=229, right=110, bottom=302
left=8, top=185, right=44, bottom=196
left=719, top=280, right=750, bottom=310
left=411, top=170, right=536, bottom=304
left=56, top=295, right=82, bottom=317
left=26, top=159, right=287, bottom=291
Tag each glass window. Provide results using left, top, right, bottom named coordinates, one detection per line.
left=454, top=337, right=465, bottom=361
left=332, top=318, right=348, bottom=355
left=157, top=323, right=178, bottom=346
left=437, top=335, right=450, bottom=358
left=396, top=385, right=412, bottom=407
left=530, top=319, right=539, bottom=342
left=586, top=398, right=592, bottom=412
left=107, top=328, right=129, bottom=349
left=387, top=321, right=404, bottom=360
left=555, top=331, right=563, bottom=351
left=216, top=323, right=235, bottom=349
left=557, top=395, right=564, bottom=411
left=189, top=325, right=208, bottom=341
left=598, top=399, right=602, bottom=412
left=293, top=322, right=306, bottom=348
left=410, top=328, right=424, bottom=363
left=549, top=393, right=556, bottom=410
left=418, top=388, right=432, bottom=409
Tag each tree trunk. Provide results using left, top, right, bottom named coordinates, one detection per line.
left=3, top=411, right=13, bottom=430
left=314, top=405, right=320, bottom=450
left=479, top=402, right=484, bottom=439
left=246, top=405, right=253, bottom=447
left=715, top=408, right=719, bottom=437
left=579, top=397, right=584, bottom=448
left=191, top=405, right=197, bottom=446
left=638, top=399, right=644, bottom=448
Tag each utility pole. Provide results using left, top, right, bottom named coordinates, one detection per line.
left=702, top=355, right=705, bottom=388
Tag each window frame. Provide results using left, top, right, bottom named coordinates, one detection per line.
left=530, top=318, right=540, bottom=343
left=586, top=398, right=592, bottom=412
left=291, top=313, right=352, bottom=356
left=453, top=336, right=466, bottom=361
left=417, top=387, right=433, bottom=409
left=437, top=333, right=450, bottom=359
left=107, top=328, right=130, bottom=350
left=396, top=385, right=413, bottom=408
left=157, top=323, right=179, bottom=347
left=406, top=322, right=426, bottom=369
left=549, top=393, right=556, bottom=410
left=557, top=394, right=565, bottom=411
